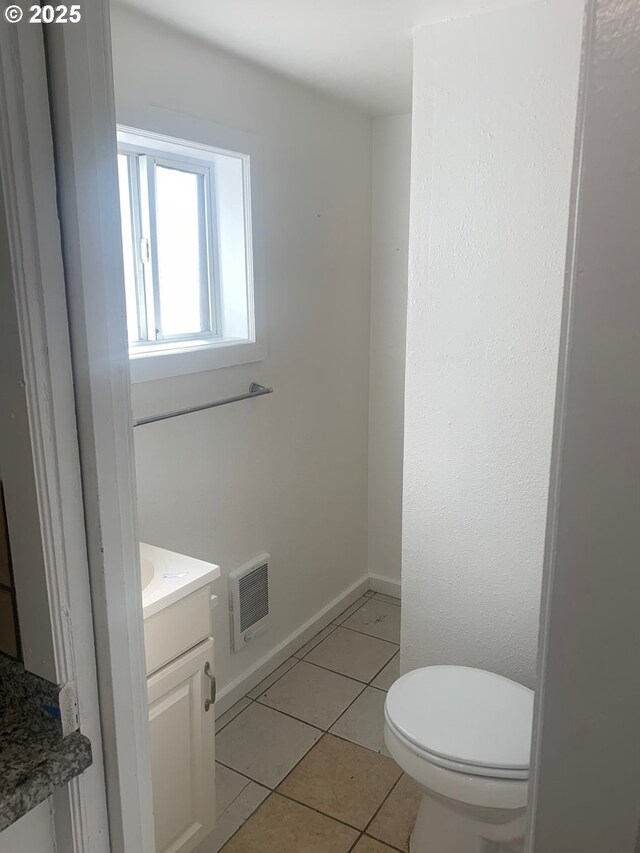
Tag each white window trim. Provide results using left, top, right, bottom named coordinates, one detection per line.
left=117, top=119, right=267, bottom=383
left=118, top=135, right=221, bottom=346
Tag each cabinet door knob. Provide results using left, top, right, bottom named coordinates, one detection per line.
left=204, top=661, right=216, bottom=712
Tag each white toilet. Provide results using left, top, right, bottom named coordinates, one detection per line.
left=384, top=666, right=533, bottom=853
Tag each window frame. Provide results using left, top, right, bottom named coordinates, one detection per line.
left=116, top=122, right=266, bottom=383
left=118, top=144, right=221, bottom=349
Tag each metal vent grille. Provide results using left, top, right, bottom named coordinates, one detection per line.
left=239, top=563, right=269, bottom=633
left=229, top=553, right=271, bottom=651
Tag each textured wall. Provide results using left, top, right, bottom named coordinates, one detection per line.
left=402, top=0, right=584, bottom=687
left=368, top=114, right=412, bottom=587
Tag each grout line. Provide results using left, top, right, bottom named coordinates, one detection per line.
left=222, top=613, right=395, bottom=741
left=297, top=629, right=398, bottom=687
left=215, top=756, right=269, bottom=787
left=292, top=656, right=369, bottom=684
left=363, top=771, right=404, bottom=835
left=246, top=658, right=300, bottom=700
left=292, top=650, right=395, bottom=689
left=218, top=789, right=272, bottom=851
left=254, top=674, right=367, bottom=732
left=367, top=648, right=399, bottom=687
left=272, top=729, right=328, bottom=789
left=331, top=595, right=370, bottom=626
left=217, top=775, right=254, bottom=817
left=347, top=833, right=364, bottom=852
left=251, top=698, right=332, bottom=732
left=215, top=697, right=255, bottom=733
left=214, top=760, right=257, bottom=788
left=216, top=714, right=323, bottom=792
left=226, top=600, right=395, bottom=712
left=326, top=728, right=389, bottom=757
left=320, top=684, right=389, bottom=740
left=272, top=655, right=370, bottom=688
left=217, top=758, right=404, bottom=853
left=292, top=623, right=338, bottom=658
left=326, top=684, right=379, bottom=737
left=276, top=788, right=367, bottom=834
left=218, top=599, right=404, bottom=852
left=273, top=734, right=394, bottom=837
left=372, top=593, right=402, bottom=607
left=338, top=622, right=401, bottom=646
left=363, top=834, right=405, bottom=853
left=273, top=731, right=405, bottom=839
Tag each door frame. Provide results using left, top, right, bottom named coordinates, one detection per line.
left=528, top=0, right=640, bottom=848
left=44, top=5, right=156, bottom=852
left=0, top=16, right=111, bottom=853
left=0, top=5, right=154, bottom=853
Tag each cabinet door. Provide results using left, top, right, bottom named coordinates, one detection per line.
left=147, top=637, right=216, bottom=853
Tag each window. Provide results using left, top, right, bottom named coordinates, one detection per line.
left=116, top=126, right=264, bottom=381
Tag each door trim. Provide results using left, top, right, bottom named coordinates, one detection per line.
left=44, top=3, right=155, bottom=851
left=0, top=17, right=110, bottom=853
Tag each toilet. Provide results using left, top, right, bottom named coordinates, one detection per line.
left=384, top=665, right=534, bottom=853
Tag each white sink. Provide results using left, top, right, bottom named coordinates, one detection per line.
left=140, top=542, right=220, bottom=619
left=141, top=556, right=155, bottom=591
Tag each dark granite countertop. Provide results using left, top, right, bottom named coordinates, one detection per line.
left=0, top=655, right=92, bottom=831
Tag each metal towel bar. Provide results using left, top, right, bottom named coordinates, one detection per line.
left=132, top=383, right=273, bottom=427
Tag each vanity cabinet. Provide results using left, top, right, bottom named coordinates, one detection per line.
left=140, top=543, right=220, bottom=853
left=148, top=637, right=216, bottom=853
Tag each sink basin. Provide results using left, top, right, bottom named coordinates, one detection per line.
left=139, top=542, right=220, bottom=619
left=141, top=557, right=155, bottom=591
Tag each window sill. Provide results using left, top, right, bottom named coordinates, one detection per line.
left=129, top=338, right=266, bottom=383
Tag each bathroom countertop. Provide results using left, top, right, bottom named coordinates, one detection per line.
left=140, top=541, right=220, bottom=618
left=0, top=655, right=92, bottom=832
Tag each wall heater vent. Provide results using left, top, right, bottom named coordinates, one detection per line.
left=229, top=554, right=270, bottom=651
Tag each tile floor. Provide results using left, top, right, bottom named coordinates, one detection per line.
left=196, top=591, right=422, bottom=852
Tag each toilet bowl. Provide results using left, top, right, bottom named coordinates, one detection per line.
left=384, top=666, right=533, bottom=853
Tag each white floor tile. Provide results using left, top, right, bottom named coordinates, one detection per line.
left=341, top=599, right=401, bottom=644
left=195, top=777, right=269, bottom=852
left=371, top=653, right=400, bottom=691
left=247, top=658, right=298, bottom=699
left=293, top=625, right=337, bottom=659
left=216, top=698, right=252, bottom=733
left=216, top=702, right=321, bottom=788
left=373, top=592, right=401, bottom=607
left=332, top=595, right=371, bottom=625
left=304, top=627, right=398, bottom=683
left=329, top=687, right=390, bottom=755
left=215, top=763, right=251, bottom=816
left=256, top=661, right=365, bottom=729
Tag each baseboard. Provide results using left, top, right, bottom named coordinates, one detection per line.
left=368, top=573, right=401, bottom=598
left=215, top=573, right=370, bottom=716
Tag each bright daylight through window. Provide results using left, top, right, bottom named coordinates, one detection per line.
left=116, top=127, right=260, bottom=379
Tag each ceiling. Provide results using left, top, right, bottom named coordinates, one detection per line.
left=119, top=0, right=528, bottom=116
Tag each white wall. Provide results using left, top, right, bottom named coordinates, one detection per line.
left=0, top=802, right=55, bottom=853
left=368, top=115, right=411, bottom=588
left=402, top=0, right=584, bottom=688
left=529, top=1, right=640, bottom=849
left=110, top=5, right=372, bottom=697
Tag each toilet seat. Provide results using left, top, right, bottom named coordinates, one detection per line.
left=384, top=718, right=529, bottom=810
left=385, top=666, right=534, bottom=781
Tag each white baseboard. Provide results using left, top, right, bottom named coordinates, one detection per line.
left=368, top=574, right=401, bottom=598
left=215, top=573, right=370, bottom=716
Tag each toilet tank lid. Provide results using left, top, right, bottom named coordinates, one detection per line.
left=385, top=665, right=534, bottom=771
